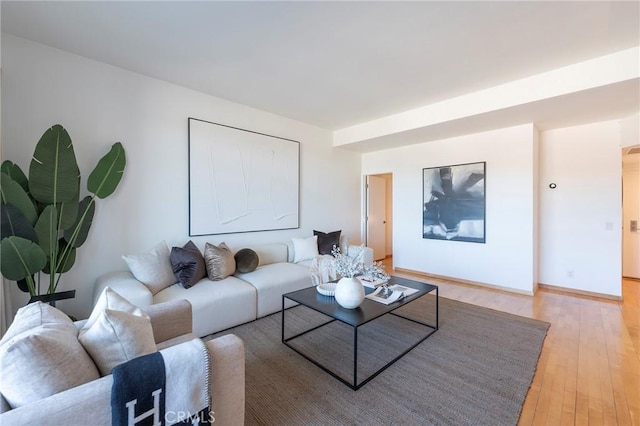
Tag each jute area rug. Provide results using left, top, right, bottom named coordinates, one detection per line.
left=206, top=292, right=549, bottom=426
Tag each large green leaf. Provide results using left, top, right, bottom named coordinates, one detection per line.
left=35, top=205, right=58, bottom=257
left=1, top=161, right=29, bottom=193
left=1, top=203, right=38, bottom=242
left=63, top=196, right=94, bottom=248
left=29, top=125, right=80, bottom=204
left=16, top=276, right=33, bottom=293
left=58, top=200, right=79, bottom=231
left=1, top=173, right=37, bottom=224
left=0, top=236, right=47, bottom=281
left=56, top=239, right=76, bottom=274
left=43, top=239, right=76, bottom=275
left=87, top=142, right=126, bottom=199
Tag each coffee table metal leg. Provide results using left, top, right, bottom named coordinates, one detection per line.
left=436, top=287, right=439, bottom=330
left=353, top=326, right=358, bottom=388
left=281, top=295, right=285, bottom=342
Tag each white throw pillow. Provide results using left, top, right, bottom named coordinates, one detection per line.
left=292, top=236, right=319, bottom=263
left=0, top=324, right=100, bottom=408
left=0, top=301, right=75, bottom=344
left=122, top=241, right=176, bottom=294
left=79, top=309, right=157, bottom=376
left=82, top=287, right=147, bottom=334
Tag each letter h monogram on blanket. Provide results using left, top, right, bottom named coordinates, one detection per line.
left=112, top=352, right=166, bottom=426
left=111, top=338, right=213, bottom=426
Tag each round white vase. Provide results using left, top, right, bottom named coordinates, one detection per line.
left=334, top=277, right=365, bottom=309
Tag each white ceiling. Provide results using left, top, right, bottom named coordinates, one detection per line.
left=2, top=1, right=639, bottom=132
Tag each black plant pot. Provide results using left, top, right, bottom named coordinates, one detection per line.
left=28, top=290, right=76, bottom=307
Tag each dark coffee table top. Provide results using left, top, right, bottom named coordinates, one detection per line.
left=283, top=276, right=438, bottom=327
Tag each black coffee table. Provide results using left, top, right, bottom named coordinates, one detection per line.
left=282, top=276, right=438, bottom=390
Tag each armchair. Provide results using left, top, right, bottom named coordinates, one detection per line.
left=0, top=299, right=245, bottom=425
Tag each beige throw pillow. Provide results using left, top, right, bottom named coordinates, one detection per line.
left=78, top=309, right=157, bottom=376
left=1, top=301, right=75, bottom=344
left=0, top=324, right=100, bottom=408
left=122, top=241, right=176, bottom=294
left=82, top=287, right=147, bottom=334
left=204, top=242, right=236, bottom=280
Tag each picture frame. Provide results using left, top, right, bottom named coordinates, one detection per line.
left=188, top=118, right=300, bottom=236
left=422, top=162, right=486, bottom=243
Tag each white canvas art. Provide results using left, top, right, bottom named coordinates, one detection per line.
left=189, top=118, right=299, bottom=235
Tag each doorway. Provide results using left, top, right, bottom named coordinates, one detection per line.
left=365, top=173, right=393, bottom=261
left=622, top=145, right=640, bottom=279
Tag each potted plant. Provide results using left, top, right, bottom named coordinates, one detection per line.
left=0, top=124, right=126, bottom=304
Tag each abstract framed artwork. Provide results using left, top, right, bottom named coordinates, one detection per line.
left=422, top=162, right=486, bottom=243
left=188, top=118, right=300, bottom=236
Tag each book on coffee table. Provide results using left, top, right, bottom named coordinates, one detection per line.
left=358, top=277, right=388, bottom=288
left=366, top=284, right=419, bottom=304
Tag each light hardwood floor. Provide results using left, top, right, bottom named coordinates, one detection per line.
left=382, top=258, right=640, bottom=426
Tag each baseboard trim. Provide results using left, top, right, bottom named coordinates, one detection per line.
left=393, top=267, right=535, bottom=296
left=392, top=267, right=623, bottom=302
left=537, top=283, right=622, bottom=301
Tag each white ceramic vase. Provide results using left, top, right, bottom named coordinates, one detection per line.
left=334, top=277, right=365, bottom=309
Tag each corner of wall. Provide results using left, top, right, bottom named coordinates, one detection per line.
left=620, top=113, right=640, bottom=148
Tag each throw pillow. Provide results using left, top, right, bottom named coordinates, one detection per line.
left=204, top=242, right=236, bottom=280
left=122, top=241, right=176, bottom=295
left=234, top=248, right=259, bottom=273
left=0, top=324, right=100, bottom=408
left=170, top=240, right=207, bottom=289
left=1, top=301, right=75, bottom=344
left=78, top=309, right=157, bottom=376
left=291, top=235, right=319, bottom=263
left=314, top=230, right=342, bottom=256
left=82, top=287, right=148, bottom=334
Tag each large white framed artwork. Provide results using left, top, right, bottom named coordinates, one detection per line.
left=188, top=118, right=300, bottom=236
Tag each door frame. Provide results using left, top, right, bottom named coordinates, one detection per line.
left=363, top=173, right=393, bottom=260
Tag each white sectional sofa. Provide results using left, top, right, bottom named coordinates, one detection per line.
left=94, top=239, right=373, bottom=337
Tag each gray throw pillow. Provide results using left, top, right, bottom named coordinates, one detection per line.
left=204, top=242, right=236, bottom=280
left=314, top=230, right=342, bottom=255
left=170, top=241, right=206, bottom=288
left=234, top=248, right=259, bottom=273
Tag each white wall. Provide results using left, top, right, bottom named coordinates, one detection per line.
left=1, top=35, right=362, bottom=318
left=362, top=124, right=538, bottom=294
left=538, top=120, right=622, bottom=297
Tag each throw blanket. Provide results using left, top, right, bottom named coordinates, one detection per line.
left=112, top=352, right=165, bottom=426
left=112, top=338, right=212, bottom=425
left=310, top=254, right=337, bottom=284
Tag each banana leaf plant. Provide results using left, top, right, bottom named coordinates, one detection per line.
left=0, top=124, right=126, bottom=297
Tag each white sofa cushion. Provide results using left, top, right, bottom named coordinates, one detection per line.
left=79, top=309, right=157, bottom=376
left=291, top=236, right=318, bottom=263
left=79, top=287, right=156, bottom=375
left=236, top=262, right=312, bottom=317
left=122, top=241, right=176, bottom=294
left=1, top=301, right=75, bottom=343
left=83, top=287, right=148, bottom=333
left=154, top=277, right=257, bottom=337
left=0, top=323, right=100, bottom=408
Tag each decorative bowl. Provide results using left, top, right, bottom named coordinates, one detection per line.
left=316, top=283, right=337, bottom=297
